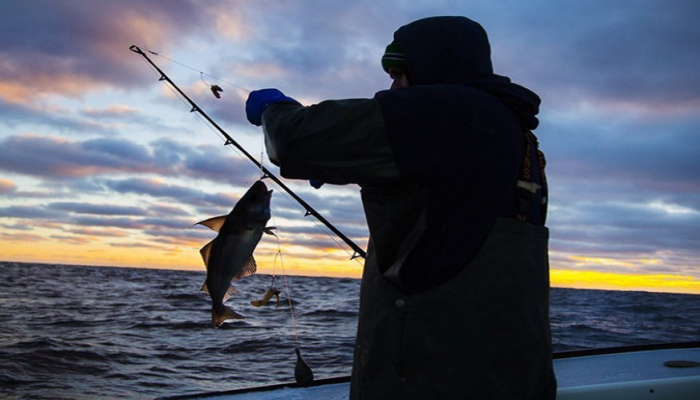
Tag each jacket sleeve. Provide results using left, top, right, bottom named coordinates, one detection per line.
left=261, top=98, right=400, bottom=186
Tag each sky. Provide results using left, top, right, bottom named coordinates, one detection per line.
left=1, top=0, right=699, bottom=294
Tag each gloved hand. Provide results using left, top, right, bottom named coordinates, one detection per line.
left=309, top=179, right=325, bottom=189
left=245, top=88, right=296, bottom=126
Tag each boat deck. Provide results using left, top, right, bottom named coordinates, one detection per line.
left=159, top=342, right=700, bottom=400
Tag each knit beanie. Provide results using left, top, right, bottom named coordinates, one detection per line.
left=381, top=41, right=406, bottom=72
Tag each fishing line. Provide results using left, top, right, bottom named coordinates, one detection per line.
left=130, top=45, right=367, bottom=262
left=184, top=102, right=362, bottom=266
left=268, top=217, right=300, bottom=341
left=145, top=46, right=252, bottom=93
left=134, top=44, right=332, bottom=385
left=268, top=211, right=314, bottom=387
left=184, top=95, right=364, bottom=264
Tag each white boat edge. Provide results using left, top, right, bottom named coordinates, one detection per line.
left=157, top=341, right=700, bottom=400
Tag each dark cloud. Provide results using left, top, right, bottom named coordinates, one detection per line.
left=150, top=139, right=263, bottom=185
left=146, top=228, right=211, bottom=243
left=108, top=241, right=167, bottom=250
left=0, top=193, right=214, bottom=251
left=493, top=1, right=700, bottom=109
left=48, top=202, right=146, bottom=216
left=0, top=0, right=207, bottom=100
left=49, top=234, right=94, bottom=245
left=64, top=227, right=129, bottom=238
left=0, top=134, right=258, bottom=185
left=1, top=0, right=699, bottom=283
left=148, top=203, right=192, bottom=217
left=267, top=196, right=368, bottom=243
left=102, top=177, right=237, bottom=208
left=67, top=216, right=143, bottom=230
left=274, top=223, right=369, bottom=248
left=0, top=205, right=58, bottom=219
left=0, top=135, right=157, bottom=178
left=542, top=115, right=700, bottom=196
left=0, top=232, right=46, bottom=243
left=140, top=217, right=195, bottom=230
left=0, top=223, right=32, bottom=231
left=0, top=99, right=117, bottom=134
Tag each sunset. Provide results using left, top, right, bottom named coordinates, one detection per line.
left=1, top=1, right=699, bottom=297
left=2, top=2, right=700, bottom=399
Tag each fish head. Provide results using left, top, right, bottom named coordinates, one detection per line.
left=233, top=180, right=273, bottom=223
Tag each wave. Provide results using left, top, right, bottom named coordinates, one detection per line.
left=2, top=262, right=700, bottom=399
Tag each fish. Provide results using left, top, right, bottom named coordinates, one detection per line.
left=251, top=287, right=281, bottom=308
left=195, top=180, right=275, bottom=327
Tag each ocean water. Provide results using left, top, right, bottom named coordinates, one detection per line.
left=1, top=262, right=699, bottom=399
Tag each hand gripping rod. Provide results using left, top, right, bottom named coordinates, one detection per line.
left=129, top=45, right=366, bottom=260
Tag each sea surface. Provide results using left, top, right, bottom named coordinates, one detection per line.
left=1, top=261, right=699, bottom=399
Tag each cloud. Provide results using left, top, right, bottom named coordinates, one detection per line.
left=48, top=202, right=147, bottom=216
left=0, top=179, right=17, bottom=195
left=492, top=1, right=700, bottom=112
left=1, top=0, right=698, bottom=287
left=0, top=99, right=118, bottom=135
left=0, top=223, right=32, bottom=231
left=542, top=113, right=700, bottom=197
left=49, top=234, right=95, bottom=246
left=0, top=232, right=46, bottom=243
left=101, top=177, right=237, bottom=208
left=148, top=203, right=192, bottom=217
left=64, top=227, right=129, bottom=238
left=81, top=105, right=142, bottom=119
left=0, top=134, right=154, bottom=178
left=0, top=1, right=207, bottom=103
left=0, top=134, right=258, bottom=185
left=0, top=205, right=58, bottom=219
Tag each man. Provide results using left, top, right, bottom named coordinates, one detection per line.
left=246, top=16, right=555, bottom=400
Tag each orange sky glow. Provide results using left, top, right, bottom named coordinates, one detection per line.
left=1, top=1, right=699, bottom=299
left=2, top=235, right=699, bottom=295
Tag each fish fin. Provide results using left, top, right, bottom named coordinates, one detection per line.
left=199, top=241, right=213, bottom=266
left=232, top=256, right=257, bottom=282
left=264, top=226, right=277, bottom=236
left=212, top=305, right=245, bottom=326
left=195, top=215, right=227, bottom=232
left=222, top=284, right=238, bottom=302
left=223, top=307, right=244, bottom=320
left=200, top=282, right=209, bottom=294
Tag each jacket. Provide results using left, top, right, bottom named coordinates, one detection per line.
left=261, top=15, right=555, bottom=400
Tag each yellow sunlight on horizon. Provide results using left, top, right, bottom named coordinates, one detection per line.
left=550, top=269, right=700, bottom=295
left=2, top=236, right=700, bottom=294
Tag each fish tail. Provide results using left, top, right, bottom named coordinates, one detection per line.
left=212, top=305, right=245, bottom=327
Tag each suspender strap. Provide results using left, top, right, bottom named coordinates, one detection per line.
left=515, top=129, right=548, bottom=224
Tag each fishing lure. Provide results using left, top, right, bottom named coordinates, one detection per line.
left=251, top=287, right=281, bottom=308
left=210, top=84, right=223, bottom=98
left=129, top=45, right=365, bottom=260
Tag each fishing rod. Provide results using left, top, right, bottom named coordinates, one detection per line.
left=129, top=45, right=366, bottom=260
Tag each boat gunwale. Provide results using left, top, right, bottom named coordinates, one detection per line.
left=156, top=341, right=700, bottom=400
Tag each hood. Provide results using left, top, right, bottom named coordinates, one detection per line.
left=394, top=16, right=493, bottom=85
left=392, top=16, right=541, bottom=129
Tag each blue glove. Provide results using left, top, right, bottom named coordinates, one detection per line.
left=245, top=88, right=296, bottom=126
